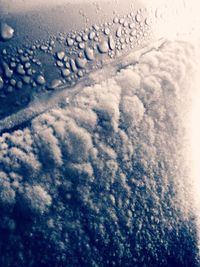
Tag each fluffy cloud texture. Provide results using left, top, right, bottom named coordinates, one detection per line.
left=0, top=40, right=199, bottom=267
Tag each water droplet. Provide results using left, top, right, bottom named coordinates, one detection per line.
left=98, top=40, right=109, bottom=54
left=25, top=62, right=31, bottom=69
left=16, top=81, right=23, bottom=89
left=63, top=56, right=68, bottom=62
left=123, top=21, right=128, bottom=27
left=20, top=56, right=29, bottom=63
left=75, top=57, right=87, bottom=69
left=32, top=81, right=36, bottom=88
left=61, top=68, right=71, bottom=77
left=27, top=49, right=33, bottom=56
left=129, top=36, right=134, bottom=43
left=65, top=62, right=70, bottom=69
left=77, top=70, right=84, bottom=78
left=108, top=36, right=115, bottom=50
left=10, top=78, right=16, bottom=86
left=116, top=26, right=122, bottom=38
left=16, top=64, right=26, bottom=75
left=135, top=14, right=142, bottom=22
left=70, top=59, right=78, bottom=73
left=145, top=18, right=151, bottom=26
left=129, top=22, right=135, bottom=29
left=2, top=62, right=13, bottom=78
left=71, top=33, right=76, bottom=39
left=56, top=51, right=65, bottom=60
left=50, top=40, right=55, bottom=46
left=124, top=37, right=129, bottom=44
left=93, top=24, right=100, bottom=31
left=113, top=17, right=119, bottom=24
left=120, top=38, right=125, bottom=44
left=22, top=76, right=31, bottom=84
left=130, top=30, right=137, bottom=37
left=104, top=28, right=110, bottom=35
left=84, top=47, right=94, bottom=60
left=47, top=79, right=62, bottom=90
left=121, top=44, right=126, bottom=50
left=18, top=49, right=24, bottom=55
left=36, top=75, right=46, bottom=85
left=10, top=62, right=16, bottom=69
left=2, top=49, right=7, bottom=55
left=89, top=31, right=96, bottom=40
left=75, top=35, right=82, bottom=43
left=0, top=22, right=14, bottom=41
left=36, top=61, right=41, bottom=66
left=78, top=42, right=85, bottom=49
left=40, top=45, right=48, bottom=51
left=66, top=37, right=74, bottom=47
left=27, top=69, right=33, bottom=76
left=0, top=76, right=4, bottom=89
left=119, top=18, right=125, bottom=25
left=155, top=8, right=160, bottom=18
left=82, top=34, right=88, bottom=42
left=56, top=60, right=64, bottom=67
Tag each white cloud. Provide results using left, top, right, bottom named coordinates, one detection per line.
left=21, top=184, right=52, bottom=214
left=121, top=95, right=145, bottom=129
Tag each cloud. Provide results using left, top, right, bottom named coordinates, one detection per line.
left=20, top=184, right=52, bottom=215
left=121, top=95, right=145, bottom=129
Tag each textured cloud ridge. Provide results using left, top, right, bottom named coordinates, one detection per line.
left=0, top=40, right=199, bottom=267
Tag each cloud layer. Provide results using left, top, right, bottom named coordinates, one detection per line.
left=0, top=40, right=199, bottom=267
